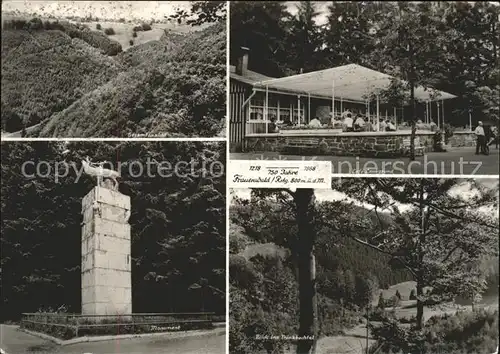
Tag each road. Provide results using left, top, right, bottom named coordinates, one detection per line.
left=231, top=147, right=500, bottom=176
left=0, top=325, right=225, bottom=354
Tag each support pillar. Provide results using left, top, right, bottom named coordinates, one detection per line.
left=376, top=95, right=380, bottom=132
left=265, top=85, right=269, bottom=133
left=308, top=94, right=311, bottom=123
left=331, top=79, right=335, bottom=119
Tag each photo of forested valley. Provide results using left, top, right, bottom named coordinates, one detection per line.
left=230, top=179, right=499, bottom=354
left=1, top=1, right=226, bottom=138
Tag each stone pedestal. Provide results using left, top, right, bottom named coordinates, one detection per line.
left=81, top=186, right=132, bottom=316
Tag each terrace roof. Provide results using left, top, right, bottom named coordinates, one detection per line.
left=253, top=64, right=457, bottom=103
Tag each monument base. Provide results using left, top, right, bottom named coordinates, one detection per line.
left=81, top=186, right=132, bottom=317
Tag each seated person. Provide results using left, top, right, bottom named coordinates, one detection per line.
left=268, top=118, right=278, bottom=133
left=344, top=117, right=354, bottom=131
left=379, top=120, right=387, bottom=131
left=331, top=116, right=341, bottom=128
left=429, top=120, right=437, bottom=131
left=354, top=116, right=366, bottom=131
left=308, top=116, right=323, bottom=128
left=282, top=118, right=293, bottom=127
left=342, top=111, right=354, bottom=132
left=387, top=121, right=397, bottom=131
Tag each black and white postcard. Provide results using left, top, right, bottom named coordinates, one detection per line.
left=1, top=1, right=226, bottom=138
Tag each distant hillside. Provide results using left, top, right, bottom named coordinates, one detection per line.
left=36, top=22, right=226, bottom=137
left=1, top=16, right=225, bottom=137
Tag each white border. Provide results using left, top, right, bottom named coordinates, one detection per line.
left=225, top=2, right=231, bottom=354
left=0, top=137, right=226, bottom=142
left=329, top=174, right=498, bottom=179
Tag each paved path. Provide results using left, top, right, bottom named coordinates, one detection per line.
left=1, top=324, right=56, bottom=354
left=231, top=147, right=499, bottom=175
left=0, top=325, right=224, bottom=354
left=1, top=122, right=43, bottom=139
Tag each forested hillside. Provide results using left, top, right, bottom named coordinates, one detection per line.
left=37, top=22, right=226, bottom=138
left=0, top=141, right=226, bottom=321
left=1, top=2, right=226, bottom=137
left=1, top=20, right=124, bottom=131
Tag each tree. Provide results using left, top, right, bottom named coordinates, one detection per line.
left=391, top=294, right=401, bottom=309
left=439, top=2, right=500, bottom=125
left=377, top=292, right=385, bottom=309
left=357, top=2, right=455, bottom=160
left=3, top=111, right=23, bottom=133
left=344, top=269, right=356, bottom=304
left=355, top=273, right=377, bottom=309
left=395, top=289, right=402, bottom=300
left=323, top=1, right=385, bottom=68
left=249, top=188, right=318, bottom=354
left=331, top=178, right=499, bottom=329
left=229, top=1, right=291, bottom=77
left=169, top=1, right=226, bottom=26
left=292, top=189, right=317, bottom=354
left=285, top=1, right=323, bottom=74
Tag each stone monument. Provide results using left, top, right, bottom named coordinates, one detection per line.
left=81, top=157, right=132, bottom=316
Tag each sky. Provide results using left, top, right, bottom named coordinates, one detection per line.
left=231, top=178, right=499, bottom=217
left=286, top=1, right=329, bottom=26
left=1, top=1, right=191, bottom=21
left=285, top=1, right=500, bottom=26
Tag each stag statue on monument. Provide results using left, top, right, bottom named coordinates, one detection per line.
left=81, top=156, right=120, bottom=191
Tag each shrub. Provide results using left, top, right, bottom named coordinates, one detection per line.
left=395, top=290, right=402, bottom=300
left=27, top=112, right=42, bottom=126
left=132, top=31, right=138, bottom=38
left=104, top=27, right=115, bottom=35
left=371, top=309, right=499, bottom=354
left=369, top=307, right=393, bottom=322
left=133, top=23, right=152, bottom=32
left=3, top=19, right=28, bottom=30
left=433, top=131, right=446, bottom=151
left=2, top=111, right=23, bottom=132
left=377, top=293, right=385, bottom=309
left=96, top=23, right=101, bottom=30
left=129, top=40, right=134, bottom=46
left=399, top=315, right=416, bottom=324
left=384, top=295, right=400, bottom=308
left=27, top=18, right=44, bottom=30
left=43, top=20, right=65, bottom=31
left=409, top=289, right=417, bottom=300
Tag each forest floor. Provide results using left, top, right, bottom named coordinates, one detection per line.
left=0, top=325, right=225, bottom=354
left=231, top=146, right=500, bottom=176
